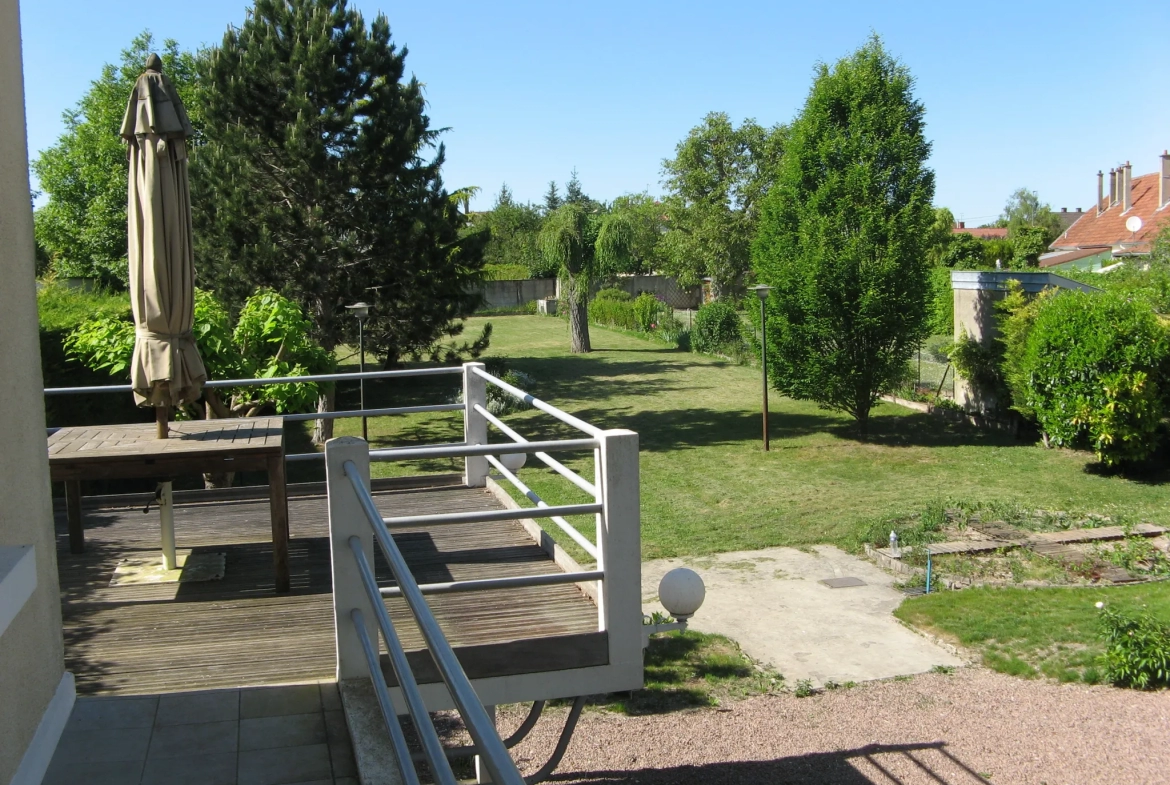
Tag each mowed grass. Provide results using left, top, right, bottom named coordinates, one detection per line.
left=313, top=315, right=1170, bottom=560
left=894, top=582, right=1170, bottom=683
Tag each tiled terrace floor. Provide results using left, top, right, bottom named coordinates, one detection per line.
left=44, top=682, right=358, bottom=785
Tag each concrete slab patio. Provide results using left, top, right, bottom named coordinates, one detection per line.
left=641, top=545, right=963, bottom=687
left=42, top=682, right=358, bottom=785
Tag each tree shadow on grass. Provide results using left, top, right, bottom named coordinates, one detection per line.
left=833, top=409, right=1027, bottom=450
left=1082, top=458, right=1170, bottom=486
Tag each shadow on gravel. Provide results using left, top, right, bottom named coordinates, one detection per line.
left=554, top=741, right=987, bottom=784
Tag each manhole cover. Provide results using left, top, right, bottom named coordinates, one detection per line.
left=819, top=576, right=866, bottom=589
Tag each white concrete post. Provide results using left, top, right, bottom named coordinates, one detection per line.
left=463, top=362, right=488, bottom=487
left=326, top=436, right=377, bottom=681
left=159, top=482, right=176, bottom=571
left=594, top=429, right=643, bottom=687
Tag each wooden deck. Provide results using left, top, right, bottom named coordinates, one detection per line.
left=55, top=480, right=604, bottom=696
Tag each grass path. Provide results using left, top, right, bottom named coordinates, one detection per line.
left=313, top=316, right=1169, bottom=559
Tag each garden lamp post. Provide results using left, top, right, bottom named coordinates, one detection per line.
left=346, top=302, right=371, bottom=441
left=750, top=285, right=772, bottom=451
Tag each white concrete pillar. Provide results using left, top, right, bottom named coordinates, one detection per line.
left=326, top=436, right=377, bottom=681
left=462, top=362, right=488, bottom=487
left=595, top=429, right=643, bottom=689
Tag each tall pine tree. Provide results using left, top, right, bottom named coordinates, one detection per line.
left=193, top=0, right=485, bottom=380
left=753, top=36, right=935, bottom=435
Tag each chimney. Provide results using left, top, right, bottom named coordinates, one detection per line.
left=1122, top=162, right=1133, bottom=211
left=1109, top=168, right=1117, bottom=206
left=1061, top=207, right=1067, bottom=213
left=1161, top=150, right=1170, bottom=209
left=958, top=221, right=965, bottom=229
left=1097, top=170, right=1105, bottom=215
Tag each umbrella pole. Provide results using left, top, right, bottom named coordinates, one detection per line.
left=156, top=405, right=169, bottom=439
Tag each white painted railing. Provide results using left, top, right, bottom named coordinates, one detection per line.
left=324, top=364, right=641, bottom=782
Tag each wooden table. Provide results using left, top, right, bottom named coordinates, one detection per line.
left=48, top=418, right=290, bottom=592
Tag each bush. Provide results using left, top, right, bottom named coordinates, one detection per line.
left=1098, top=604, right=1170, bottom=689
left=633, top=293, right=662, bottom=332
left=589, top=288, right=637, bottom=330
left=691, top=301, right=745, bottom=355
left=482, top=263, right=531, bottom=281
left=1004, top=289, right=1170, bottom=465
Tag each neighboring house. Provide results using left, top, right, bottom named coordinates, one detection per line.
left=952, top=222, right=1008, bottom=240
left=1042, top=152, right=1170, bottom=270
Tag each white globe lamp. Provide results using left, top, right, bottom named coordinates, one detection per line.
left=658, top=567, right=705, bottom=621
left=499, top=451, right=527, bottom=472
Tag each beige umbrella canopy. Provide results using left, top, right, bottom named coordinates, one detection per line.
left=121, top=53, right=206, bottom=429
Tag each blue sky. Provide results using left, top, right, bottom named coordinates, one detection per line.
left=19, top=0, right=1170, bottom=223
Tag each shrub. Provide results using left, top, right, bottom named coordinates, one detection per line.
left=482, top=263, right=531, bottom=281
left=588, top=288, right=637, bottom=330
left=633, top=293, right=662, bottom=332
left=1005, top=289, right=1170, bottom=465
left=1098, top=604, right=1170, bottom=689
left=691, top=301, right=745, bottom=355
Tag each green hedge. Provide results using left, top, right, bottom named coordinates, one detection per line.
left=589, top=288, right=637, bottom=330
left=691, top=301, right=745, bottom=355
left=1004, top=288, right=1170, bottom=466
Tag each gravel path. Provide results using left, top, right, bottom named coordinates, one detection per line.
left=497, top=669, right=1170, bottom=785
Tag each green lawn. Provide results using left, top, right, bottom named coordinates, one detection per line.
left=894, top=582, right=1170, bottom=683
left=314, top=315, right=1169, bottom=560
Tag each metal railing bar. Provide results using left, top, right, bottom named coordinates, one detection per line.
left=471, top=367, right=604, bottom=438
left=343, top=462, right=525, bottom=785
left=348, top=538, right=458, bottom=785
left=282, top=403, right=463, bottom=422
left=284, top=441, right=467, bottom=463
left=349, top=608, right=424, bottom=785
left=382, top=502, right=602, bottom=530
left=475, top=405, right=599, bottom=499
left=369, top=438, right=597, bottom=463
left=378, top=569, right=604, bottom=597
left=485, top=455, right=600, bottom=560
left=43, top=366, right=462, bottom=396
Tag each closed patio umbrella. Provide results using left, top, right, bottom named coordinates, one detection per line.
left=121, top=53, right=206, bottom=433
left=122, top=53, right=206, bottom=571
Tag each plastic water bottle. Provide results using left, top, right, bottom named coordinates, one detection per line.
left=889, top=530, right=900, bottom=558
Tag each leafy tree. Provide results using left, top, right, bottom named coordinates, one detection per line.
left=193, top=0, right=486, bottom=436
left=660, top=112, right=785, bottom=296
left=476, top=184, right=549, bottom=276
left=753, top=36, right=936, bottom=435
left=32, top=32, right=202, bottom=287
left=1009, top=226, right=1049, bottom=268
left=595, top=193, right=666, bottom=276
left=1001, top=188, right=1062, bottom=245
left=543, top=181, right=562, bottom=214
left=540, top=203, right=601, bottom=353
left=926, top=207, right=956, bottom=266
left=940, top=232, right=988, bottom=269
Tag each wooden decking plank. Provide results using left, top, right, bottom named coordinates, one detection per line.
left=56, top=483, right=602, bottom=696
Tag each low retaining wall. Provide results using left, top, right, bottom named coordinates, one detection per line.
left=473, top=275, right=701, bottom=311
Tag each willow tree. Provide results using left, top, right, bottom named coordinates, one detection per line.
left=540, top=203, right=596, bottom=353
left=540, top=202, right=636, bottom=353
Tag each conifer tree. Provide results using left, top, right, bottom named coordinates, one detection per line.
left=193, top=0, right=485, bottom=378
left=753, top=37, right=935, bottom=435
left=543, top=181, right=561, bottom=214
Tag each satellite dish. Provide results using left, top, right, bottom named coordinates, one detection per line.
left=1126, top=215, right=1143, bottom=233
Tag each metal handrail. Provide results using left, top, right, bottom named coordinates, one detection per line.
left=369, top=438, right=598, bottom=462
left=347, top=539, right=458, bottom=785
left=282, top=403, right=463, bottom=422
left=42, top=366, right=462, bottom=396
left=378, top=569, right=604, bottom=597
left=472, top=367, right=603, bottom=437
left=475, top=404, right=599, bottom=498
left=381, top=503, right=602, bottom=530
left=486, top=455, right=600, bottom=560
left=343, top=460, right=525, bottom=785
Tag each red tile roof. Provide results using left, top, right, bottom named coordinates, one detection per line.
left=953, top=225, right=1008, bottom=240
left=1052, top=172, right=1169, bottom=253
